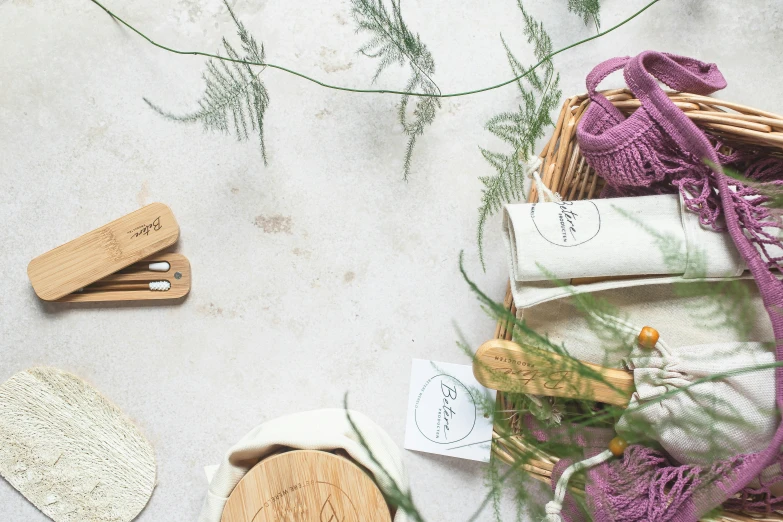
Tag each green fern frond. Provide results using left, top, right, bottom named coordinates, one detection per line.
left=144, top=1, right=270, bottom=164
left=476, top=149, right=530, bottom=264
left=476, top=1, right=562, bottom=269
left=568, top=0, right=601, bottom=30
left=351, top=0, right=440, bottom=180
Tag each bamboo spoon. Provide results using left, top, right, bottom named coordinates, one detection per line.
left=472, top=339, right=635, bottom=406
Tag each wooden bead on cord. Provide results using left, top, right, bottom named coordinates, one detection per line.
left=637, top=326, right=659, bottom=349
left=609, top=437, right=628, bottom=457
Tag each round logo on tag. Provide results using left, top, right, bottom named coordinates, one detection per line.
left=530, top=200, right=601, bottom=247
left=414, top=374, right=477, bottom=444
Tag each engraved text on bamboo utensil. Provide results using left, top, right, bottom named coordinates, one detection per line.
left=493, top=366, right=572, bottom=390
left=474, top=340, right=635, bottom=406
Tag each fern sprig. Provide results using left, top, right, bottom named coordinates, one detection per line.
left=351, top=0, right=440, bottom=180
left=477, top=1, right=562, bottom=269
left=568, top=0, right=601, bottom=30
left=144, top=1, right=270, bottom=164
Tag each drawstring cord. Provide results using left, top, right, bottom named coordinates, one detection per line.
left=538, top=309, right=661, bottom=521
left=527, top=157, right=561, bottom=204
left=587, top=310, right=673, bottom=358
left=543, top=450, right=615, bottom=521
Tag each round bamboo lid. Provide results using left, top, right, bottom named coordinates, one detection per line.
left=220, top=450, right=392, bottom=522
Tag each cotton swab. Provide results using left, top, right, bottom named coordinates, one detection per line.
left=78, top=281, right=171, bottom=293
left=147, top=262, right=170, bottom=272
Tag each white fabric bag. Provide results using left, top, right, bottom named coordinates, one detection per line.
left=517, top=281, right=779, bottom=472
left=520, top=280, right=774, bottom=368
left=501, top=193, right=779, bottom=469
left=199, top=409, right=409, bottom=522
left=501, top=193, right=777, bottom=309
left=617, top=341, right=777, bottom=466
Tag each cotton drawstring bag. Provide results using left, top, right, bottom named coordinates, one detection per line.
left=199, top=409, right=409, bottom=522
left=568, top=51, right=783, bottom=520
left=618, top=340, right=776, bottom=468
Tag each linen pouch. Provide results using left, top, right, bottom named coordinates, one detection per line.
left=616, top=341, right=777, bottom=467
left=502, top=193, right=783, bottom=310
left=517, top=279, right=778, bottom=469
left=521, top=279, right=774, bottom=368
left=199, top=409, right=409, bottom=522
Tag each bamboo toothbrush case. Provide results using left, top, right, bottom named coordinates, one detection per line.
left=27, top=203, right=191, bottom=303
left=220, top=450, right=392, bottom=522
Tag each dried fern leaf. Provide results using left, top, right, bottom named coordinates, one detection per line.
left=477, top=0, right=562, bottom=269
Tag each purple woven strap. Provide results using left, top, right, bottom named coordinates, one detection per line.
left=574, top=51, right=783, bottom=521
left=585, top=56, right=631, bottom=118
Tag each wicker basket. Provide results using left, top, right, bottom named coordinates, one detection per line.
left=490, top=90, right=783, bottom=521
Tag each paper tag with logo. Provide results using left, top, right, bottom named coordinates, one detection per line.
left=404, top=359, right=497, bottom=462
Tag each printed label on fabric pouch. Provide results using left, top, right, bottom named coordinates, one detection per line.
left=404, top=359, right=497, bottom=462
left=531, top=200, right=601, bottom=247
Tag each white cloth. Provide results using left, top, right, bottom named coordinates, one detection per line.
left=502, top=193, right=760, bottom=308
left=198, top=409, right=409, bottom=522
left=500, top=193, right=780, bottom=469
left=617, top=341, right=777, bottom=466
left=521, top=280, right=774, bottom=368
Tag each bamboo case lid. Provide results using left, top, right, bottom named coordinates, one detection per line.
left=220, top=450, right=392, bottom=522
left=27, top=203, right=180, bottom=301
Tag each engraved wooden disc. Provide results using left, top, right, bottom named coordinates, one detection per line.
left=220, top=450, right=392, bottom=522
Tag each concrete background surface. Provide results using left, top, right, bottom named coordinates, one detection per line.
left=1, top=0, right=781, bottom=520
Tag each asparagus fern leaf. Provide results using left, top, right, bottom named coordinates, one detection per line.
left=144, top=1, right=270, bottom=164
left=477, top=1, right=562, bottom=269
left=568, top=0, right=601, bottom=30
left=351, top=0, right=440, bottom=180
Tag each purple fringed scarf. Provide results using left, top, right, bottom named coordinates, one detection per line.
left=572, top=51, right=783, bottom=521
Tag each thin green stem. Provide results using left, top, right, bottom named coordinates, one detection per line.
left=90, top=0, right=660, bottom=99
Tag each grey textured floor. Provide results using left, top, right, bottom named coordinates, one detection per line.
left=1, top=0, right=781, bottom=520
